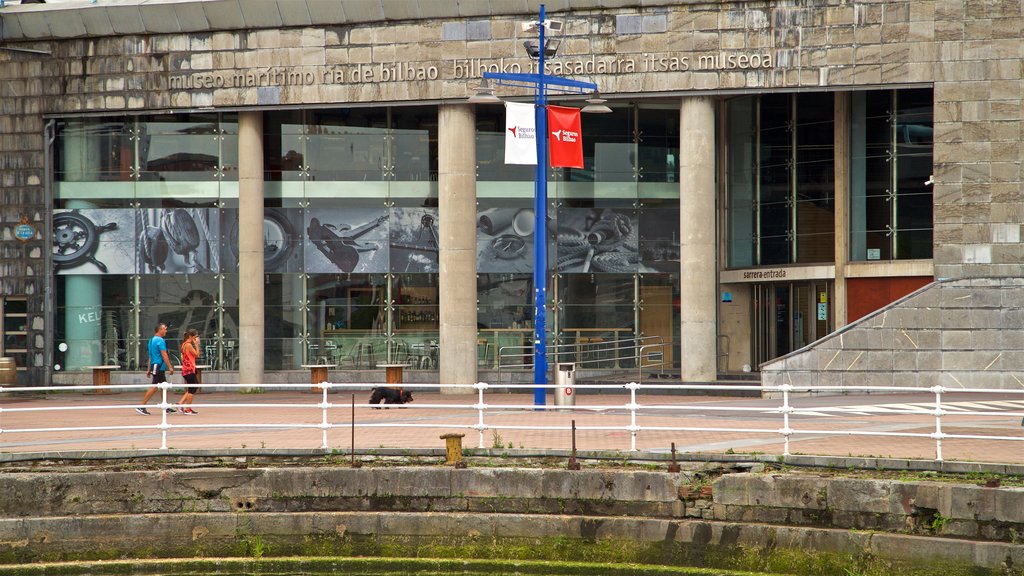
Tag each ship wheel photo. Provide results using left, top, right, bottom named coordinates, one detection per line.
left=53, top=210, right=118, bottom=273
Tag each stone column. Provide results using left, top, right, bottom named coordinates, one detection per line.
left=438, top=104, right=477, bottom=392
left=679, top=96, right=717, bottom=382
left=833, top=92, right=850, bottom=328
left=238, top=111, right=264, bottom=386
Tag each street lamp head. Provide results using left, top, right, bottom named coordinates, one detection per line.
left=523, top=38, right=561, bottom=60
left=467, top=78, right=502, bottom=104
left=581, top=92, right=612, bottom=114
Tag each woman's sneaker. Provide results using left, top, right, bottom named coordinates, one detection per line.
left=183, top=408, right=197, bottom=415
left=135, top=407, right=151, bottom=415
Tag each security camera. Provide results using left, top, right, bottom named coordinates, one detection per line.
left=522, top=19, right=564, bottom=34
left=924, top=175, right=934, bottom=186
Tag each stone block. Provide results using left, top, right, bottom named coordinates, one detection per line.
left=946, top=481, right=995, bottom=518
left=871, top=531, right=976, bottom=563
left=942, top=330, right=973, bottom=349
left=993, top=488, right=1024, bottom=523
left=890, top=482, right=952, bottom=516
left=859, top=351, right=894, bottom=371
left=828, top=479, right=891, bottom=514
left=715, top=475, right=827, bottom=510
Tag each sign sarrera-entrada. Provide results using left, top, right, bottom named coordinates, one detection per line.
left=168, top=50, right=775, bottom=90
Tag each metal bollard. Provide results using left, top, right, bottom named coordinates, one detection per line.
left=440, top=433, right=466, bottom=468
left=668, top=442, right=680, bottom=473
left=567, top=420, right=581, bottom=470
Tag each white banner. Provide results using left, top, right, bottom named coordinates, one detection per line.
left=504, top=102, right=537, bottom=165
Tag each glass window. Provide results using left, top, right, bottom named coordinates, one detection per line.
left=559, top=106, right=635, bottom=201
left=55, top=118, right=134, bottom=206
left=263, top=110, right=305, bottom=184
left=557, top=273, right=636, bottom=369
left=893, top=89, right=934, bottom=259
left=306, top=108, right=388, bottom=184
left=265, top=274, right=305, bottom=370
left=137, top=113, right=224, bottom=182
left=393, top=273, right=439, bottom=370
left=54, top=275, right=135, bottom=371
left=758, top=93, right=793, bottom=265
left=477, top=274, right=533, bottom=369
left=638, top=199, right=679, bottom=273
left=725, top=93, right=837, bottom=267
left=637, top=106, right=680, bottom=187
left=639, top=273, right=679, bottom=370
left=390, top=106, right=437, bottom=182
left=475, top=107, right=535, bottom=185
left=51, top=102, right=685, bottom=375
left=726, top=97, right=756, bottom=267
left=850, top=88, right=933, bottom=261
left=307, top=273, right=387, bottom=367
left=794, top=93, right=835, bottom=263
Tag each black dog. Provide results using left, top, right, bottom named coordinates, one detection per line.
left=368, top=387, right=414, bottom=408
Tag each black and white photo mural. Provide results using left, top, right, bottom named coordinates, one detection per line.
left=389, top=207, right=438, bottom=273
left=137, top=208, right=220, bottom=274
left=53, top=209, right=136, bottom=275
left=304, top=207, right=389, bottom=274
left=556, top=207, right=640, bottom=273
left=221, top=208, right=304, bottom=273
left=476, top=206, right=535, bottom=273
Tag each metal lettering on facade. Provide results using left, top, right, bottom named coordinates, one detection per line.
left=741, top=269, right=787, bottom=279
left=167, top=51, right=775, bottom=90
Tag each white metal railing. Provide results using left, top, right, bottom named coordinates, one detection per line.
left=1, top=381, right=1023, bottom=461
left=496, top=335, right=668, bottom=384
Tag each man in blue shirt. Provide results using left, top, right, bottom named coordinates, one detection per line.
left=136, top=323, right=175, bottom=415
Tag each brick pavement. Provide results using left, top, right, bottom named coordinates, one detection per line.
left=0, top=390, right=1022, bottom=464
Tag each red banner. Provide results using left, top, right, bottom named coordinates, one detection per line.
left=547, top=105, right=583, bottom=168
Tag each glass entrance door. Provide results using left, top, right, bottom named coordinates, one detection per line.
left=751, top=281, right=832, bottom=368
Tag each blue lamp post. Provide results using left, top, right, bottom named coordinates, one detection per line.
left=471, top=5, right=601, bottom=405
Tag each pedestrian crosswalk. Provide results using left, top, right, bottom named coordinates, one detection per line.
left=781, top=399, right=1024, bottom=418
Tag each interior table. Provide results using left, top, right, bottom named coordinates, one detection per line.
left=377, top=363, right=411, bottom=386
left=84, top=365, right=119, bottom=394
left=301, top=363, right=336, bottom=393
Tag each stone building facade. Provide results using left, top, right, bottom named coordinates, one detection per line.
left=0, top=0, right=1020, bottom=392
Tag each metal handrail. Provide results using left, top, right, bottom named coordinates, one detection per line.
left=3, top=380, right=1022, bottom=462
left=496, top=335, right=666, bottom=385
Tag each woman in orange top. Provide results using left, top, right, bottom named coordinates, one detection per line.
left=177, top=329, right=200, bottom=414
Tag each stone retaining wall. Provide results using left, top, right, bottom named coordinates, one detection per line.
left=0, top=466, right=1021, bottom=573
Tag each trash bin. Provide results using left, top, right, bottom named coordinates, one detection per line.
left=554, top=362, right=576, bottom=409
left=0, top=357, right=16, bottom=388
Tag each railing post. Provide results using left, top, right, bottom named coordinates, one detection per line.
left=475, top=381, right=488, bottom=449
left=320, top=382, right=330, bottom=450
left=626, top=381, right=640, bottom=451
left=350, top=393, right=361, bottom=468
left=637, top=345, right=644, bottom=385
left=932, top=385, right=945, bottom=461
left=780, top=383, right=792, bottom=457
left=159, top=380, right=169, bottom=450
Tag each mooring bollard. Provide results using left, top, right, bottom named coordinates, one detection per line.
left=440, top=433, right=466, bottom=468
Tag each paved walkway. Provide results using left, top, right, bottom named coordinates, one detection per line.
left=1, top=389, right=1022, bottom=463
